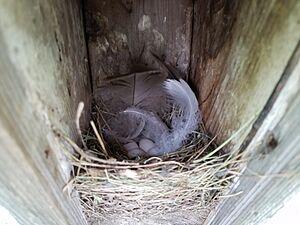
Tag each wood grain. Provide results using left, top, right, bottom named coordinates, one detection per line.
left=0, top=0, right=90, bottom=224
left=191, top=0, right=300, bottom=148
left=84, top=0, right=193, bottom=92
left=205, top=42, right=300, bottom=225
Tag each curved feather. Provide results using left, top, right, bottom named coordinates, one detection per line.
left=164, top=79, right=200, bottom=131
left=152, top=79, right=201, bottom=155
left=120, top=79, right=201, bottom=157
left=97, top=70, right=201, bottom=157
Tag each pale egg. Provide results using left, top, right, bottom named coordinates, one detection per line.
left=124, top=142, right=144, bottom=158
left=139, top=138, right=155, bottom=152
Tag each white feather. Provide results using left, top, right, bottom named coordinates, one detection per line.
left=145, top=79, right=201, bottom=156
left=164, top=79, right=200, bottom=133
left=116, top=79, right=200, bottom=156
left=98, top=71, right=201, bottom=157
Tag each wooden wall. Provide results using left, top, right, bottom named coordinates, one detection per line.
left=84, top=0, right=193, bottom=92
left=0, top=1, right=90, bottom=224
left=189, top=0, right=300, bottom=224
left=0, top=0, right=299, bottom=224
left=84, top=1, right=300, bottom=224
left=205, top=42, right=300, bottom=225
left=190, top=0, right=300, bottom=148
left=86, top=0, right=300, bottom=151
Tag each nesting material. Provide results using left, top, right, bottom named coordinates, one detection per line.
left=61, top=104, right=251, bottom=224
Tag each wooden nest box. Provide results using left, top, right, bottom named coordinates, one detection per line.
left=0, top=0, right=300, bottom=225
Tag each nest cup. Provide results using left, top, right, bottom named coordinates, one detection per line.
left=1, top=0, right=297, bottom=225
left=61, top=1, right=253, bottom=223
left=63, top=102, right=249, bottom=224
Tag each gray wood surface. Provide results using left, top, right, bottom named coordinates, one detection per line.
left=205, top=43, right=300, bottom=225
left=84, top=0, right=193, bottom=92
left=0, top=1, right=90, bottom=224
left=1, top=1, right=299, bottom=224
left=191, top=0, right=300, bottom=148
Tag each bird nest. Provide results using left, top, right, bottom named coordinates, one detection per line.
left=61, top=103, right=249, bottom=224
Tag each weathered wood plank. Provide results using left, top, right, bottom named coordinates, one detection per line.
left=191, top=0, right=300, bottom=148
left=0, top=1, right=90, bottom=224
left=205, top=43, right=300, bottom=225
left=84, top=0, right=193, bottom=92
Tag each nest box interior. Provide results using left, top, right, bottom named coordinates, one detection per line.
left=84, top=0, right=284, bottom=148
left=84, top=0, right=233, bottom=143
left=1, top=0, right=299, bottom=225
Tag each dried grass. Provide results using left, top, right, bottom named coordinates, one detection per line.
left=60, top=103, right=253, bottom=223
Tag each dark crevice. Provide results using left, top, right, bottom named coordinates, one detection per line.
left=187, top=0, right=198, bottom=97
left=81, top=0, right=94, bottom=94
left=188, top=0, right=196, bottom=80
